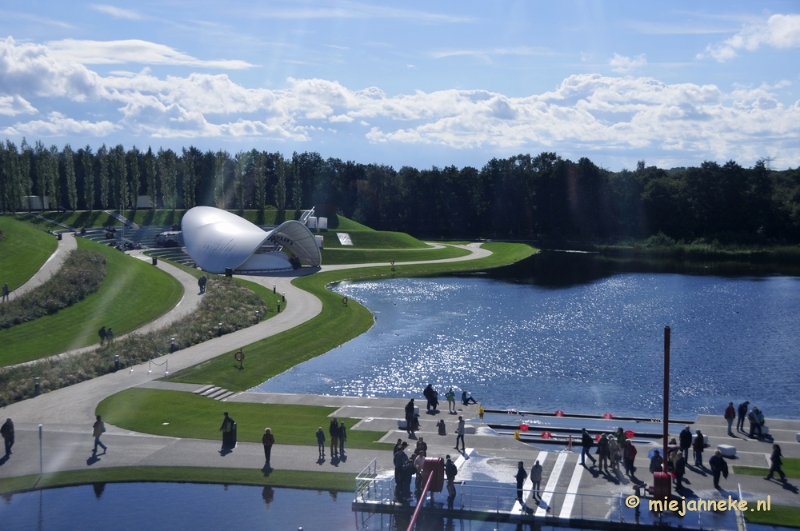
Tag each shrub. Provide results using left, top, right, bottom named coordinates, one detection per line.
left=0, top=278, right=265, bottom=406
left=0, top=249, right=106, bottom=330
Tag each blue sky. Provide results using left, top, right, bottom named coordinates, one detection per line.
left=1, top=1, right=798, bottom=170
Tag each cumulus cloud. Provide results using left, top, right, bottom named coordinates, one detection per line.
left=699, top=13, right=800, bottom=61
left=47, top=39, right=255, bottom=69
left=0, top=38, right=798, bottom=166
left=609, top=53, right=647, bottom=73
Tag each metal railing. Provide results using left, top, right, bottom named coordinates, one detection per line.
left=355, top=458, right=378, bottom=500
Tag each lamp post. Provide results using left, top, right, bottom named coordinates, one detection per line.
left=273, top=284, right=276, bottom=294
left=255, top=310, right=260, bottom=322
left=170, top=337, right=176, bottom=353
left=218, top=323, right=222, bottom=336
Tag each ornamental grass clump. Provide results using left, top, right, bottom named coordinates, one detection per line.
left=0, top=249, right=106, bottom=330
left=0, top=277, right=265, bottom=406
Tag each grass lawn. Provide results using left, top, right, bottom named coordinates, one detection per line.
left=0, top=237, right=183, bottom=367
left=0, top=467, right=356, bottom=495
left=321, top=245, right=470, bottom=265
left=97, top=388, right=389, bottom=450
left=734, top=457, right=800, bottom=478
left=0, top=216, right=58, bottom=291
left=320, top=230, right=426, bottom=249
left=167, top=242, right=535, bottom=391
left=745, top=504, right=800, bottom=528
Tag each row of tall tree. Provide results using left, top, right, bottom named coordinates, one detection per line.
left=1, top=139, right=799, bottom=242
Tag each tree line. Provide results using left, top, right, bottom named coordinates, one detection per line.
left=1, top=139, right=799, bottom=243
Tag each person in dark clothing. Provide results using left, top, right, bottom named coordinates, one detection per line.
left=401, top=459, right=415, bottom=498
left=693, top=430, right=705, bottom=466
left=261, top=428, right=274, bottom=466
left=709, top=450, right=729, bottom=488
left=461, top=391, right=477, bottom=405
left=597, top=434, right=610, bottom=472
left=404, top=399, right=416, bottom=436
left=748, top=407, right=763, bottom=438
left=423, top=384, right=434, bottom=411
left=649, top=450, right=663, bottom=474
left=674, top=454, right=686, bottom=493
left=765, top=444, right=787, bottom=482
left=338, top=421, right=346, bottom=455
left=515, top=461, right=528, bottom=503
left=581, top=428, right=596, bottom=467
left=394, top=442, right=409, bottom=488
left=329, top=418, right=339, bottom=458
left=316, top=427, right=325, bottom=458
left=623, top=440, right=637, bottom=476
left=106, top=327, right=114, bottom=344
left=679, top=426, right=693, bottom=461
left=737, top=401, right=749, bottom=432
left=98, top=326, right=107, bottom=346
left=724, top=402, right=736, bottom=436
left=445, top=455, right=458, bottom=497
left=198, top=275, right=207, bottom=294
left=1, top=418, right=14, bottom=456
left=219, top=412, right=235, bottom=449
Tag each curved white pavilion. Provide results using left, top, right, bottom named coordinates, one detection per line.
left=181, top=206, right=321, bottom=273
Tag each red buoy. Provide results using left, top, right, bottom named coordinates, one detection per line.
left=554, top=410, right=565, bottom=417
left=625, top=430, right=635, bottom=439
left=520, top=423, right=529, bottom=432
left=603, top=412, right=613, bottom=419
left=541, top=431, right=552, bottom=439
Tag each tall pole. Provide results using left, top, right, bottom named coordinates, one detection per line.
left=663, top=326, right=670, bottom=473
left=39, top=424, right=43, bottom=474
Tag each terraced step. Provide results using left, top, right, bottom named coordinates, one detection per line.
left=201, top=386, right=221, bottom=397
left=193, top=385, right=215, bottom=395
left=215, top=391, right=235, bottom=401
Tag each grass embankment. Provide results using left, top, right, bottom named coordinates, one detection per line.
left=321, top=245, right=471, bottom=265
left=168, top=242, right=535, bottom=391
left=0, top=237, right=182, bottom=367
left=0, top=249, right=106, bottom=330
left=97, top=388, right=388, bottom=450
left=0, top=216, right=57, bottom=291
left=0, top=467, right=355, bottom=495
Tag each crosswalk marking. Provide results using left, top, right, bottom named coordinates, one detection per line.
left=535, top=451, right=568, bottom=517
left=558, top=456, right=584, bottom=519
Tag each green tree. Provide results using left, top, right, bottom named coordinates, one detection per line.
left=158, top=148, right=178, bottom=210
left=97, top=144, right=109, bottom=210
left=33, top=141, right=47, bottom=204
left=81, top=146, right=95, bottom=211
left=214, top=150, right=229, bottom=209
left=181, top=147, right=197, bottom=209
left=274, top=153, right=286, bottom=212
left=253, top=150, right=267, bottom=219
left=233, top=151, right=248, bottom=213
left=63, top=144, right=77, bottom=211
left=19, top=139, right=32, bottom=211
left=144, top=147, right=156, bottom=208
left=128, top=146, right=141, bottom=209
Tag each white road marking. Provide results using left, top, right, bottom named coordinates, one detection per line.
left=536, top=451, right=568, bottom=517
left=559, top=456, right=584, bottom=519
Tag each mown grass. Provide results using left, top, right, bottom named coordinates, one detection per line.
left=745, top=504, right=800, bottom=528
left=0, top=237, right=182, bottom=367
left=0, top=216, right=57, bottom=291
left=97, top=388, right=389, bottom=450
left=168, top=242, right=535, bottom=391
left=320, top=230, right=426, bottom=249
left=0, top=467, right=356, bottom=495
left=734, top=457, right=800, bottom=478
left=321, top=245, right=470, bottom=265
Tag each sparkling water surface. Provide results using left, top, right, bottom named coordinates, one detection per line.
left=253, top=254, right=800, bottom=419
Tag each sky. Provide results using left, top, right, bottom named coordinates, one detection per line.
left=0, top=0, right=799, bottom=171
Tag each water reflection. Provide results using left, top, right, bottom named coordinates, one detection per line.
left=254, top=252, right=800, bottom=418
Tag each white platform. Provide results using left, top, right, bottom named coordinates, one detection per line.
left=717, top=444, right=736, bottom=458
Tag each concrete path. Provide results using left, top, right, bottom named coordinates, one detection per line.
left=9, top=232, right=76, bottom=300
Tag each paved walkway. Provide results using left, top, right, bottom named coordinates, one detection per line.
left=9, top=231, right=76, bottom=300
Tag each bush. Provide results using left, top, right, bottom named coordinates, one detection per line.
left=0, top=249, right=106, bottom=330
left=0, top=278, right=265, bottom=406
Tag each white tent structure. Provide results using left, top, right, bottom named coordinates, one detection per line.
left=182, top=206, right=321, bottom=273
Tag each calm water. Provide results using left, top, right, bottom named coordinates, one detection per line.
left=254, top=252, right=800, bottom=419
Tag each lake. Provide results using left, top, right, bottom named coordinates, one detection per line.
left=253, top=252, right=800, bottom=419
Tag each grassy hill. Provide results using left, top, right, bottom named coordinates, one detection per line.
left=0, top=216, right=58, bottom=291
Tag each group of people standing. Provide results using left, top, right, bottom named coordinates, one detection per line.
left=514, top=460, right=544, bottom=504
left=315, top=419, right=347, bottom=459
left=97, top=326, right=114, bottom=346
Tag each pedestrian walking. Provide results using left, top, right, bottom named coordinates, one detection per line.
left=423, top=384, right=435, bottom=412
left=674, top=454, right=686, bottom=493
left=338, top=421, right=347, bottom=455
left=329, top=418, right=339, bottom=457
left=445, top=454, right=458, bottom=497
left=1, top=418, right=14, bottom=456
left=679, top=425, right=693, bottom=461
left=765, top=444, right=787, bottom=482
left=2, top=283, right=10, bottom=302
left=748, top=407, right=763, bottom=438
left=724, top=402, right=736, bottom=436
left=597, top=434, right=610, bottom=472
left=98, top=326, right=107, bottom=346
left=693, top=430, right=704, bottom=466
left=530, top=460, right=543, bottom=500
left=262, top=428, right=274, bottom=466
left=515, top=461, right=528, bottom=503
left=454, top=416, right=465, bottom=452
left=580, top=428, right=596, bottom=467
left=709, top=450, right=729, bottom=488
left=106, top=327, right=114, bottom=344
left=219, top=412, right=235, bottom=450
left=404, top=399, right=415, bottom=436
left=394, top=442, right=409, bottom=486
left=316, top=427, right=326, bottom=458
left=737, top=401, right=749, bottom=432
left=92, top=415, right=107, bottom=454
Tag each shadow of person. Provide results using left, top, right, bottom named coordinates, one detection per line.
left=317, top=456, right=326, bottom=465
left=330, top=455, right=340, bottom=467
left=780, top=481, right=799, bottom=494
left=261, top=464, right=273, bottom=477
left=86, top=454, right=101, bottom=466
left=219, top=448, right=232, bottom=456
left=339, top=453, right=347, bottom=463
left=0, top=455, right=8, bottom=466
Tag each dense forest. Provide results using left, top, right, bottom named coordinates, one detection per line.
left=1, top=139, right=800, bottom=243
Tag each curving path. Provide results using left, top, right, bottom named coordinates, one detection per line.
left=9, top=232, right=76, bottom=300
left=0, top=243, right=492, bottom=478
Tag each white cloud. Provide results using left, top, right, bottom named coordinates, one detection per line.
left=248, top=2, right=474, bottom=23
left=47, top=39, right=255, bottom=69
left=699, top=14, right=800, bottom=61
left=609, top=53, right=647, bottom=73
left=90, top=4, right=142, bottom=20
left=0, top=95, right=36, bottom=116
left=1, top=38, right=799, bottom=166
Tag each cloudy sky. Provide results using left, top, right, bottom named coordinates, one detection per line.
left=1, top=0, right=799, bottom=170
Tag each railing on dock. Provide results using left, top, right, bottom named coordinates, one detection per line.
left=355, top=458, right=378, bottom=501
